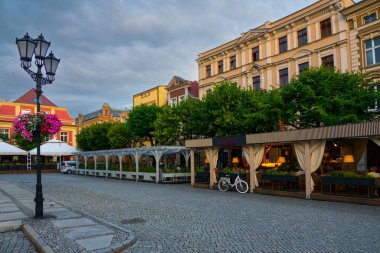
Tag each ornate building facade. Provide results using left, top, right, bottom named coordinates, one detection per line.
left=0, top=89, right=77, bottom=147
left=196, top=0, right=355, bottom=97
left=76, top=103, right=129, bottom=131
left=166, top=76, right=199, bottom=107
left=342, top=0, right=380, bottom=82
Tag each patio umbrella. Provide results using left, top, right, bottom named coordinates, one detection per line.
left=28, top=138, right=78, bottom=156
left=0, top=140, right=28, bottom=155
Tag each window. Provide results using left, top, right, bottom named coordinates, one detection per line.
left=218, top=60, right=224, bottom=74
left=365, top=37, right=380, bottom=66
left=21, top=109, right=31, bottom=114
left=364, top=13, right=377, bottom=24
left=298, top=62, right=309, bottom=74
left=0, top=129, right=9, bottom=141
left=179, top=95, right=186, bottom=103
left=230, top=56, right=236, bottom=69
left=252, top=47, right=259, bottom=62
left=298, top=28, right=308, bottom=46
left=60, top=132, right=68, bottom=143
left=279, top=68, right=289, bottom=87
left=320, top=19, right=332, bottom=38
left=171, top=98, right=177, bottom=107
left=321, top=55, right=334, bottom=68
left=206, top=65, right=211, bottom=77
left=279, top=36, right=287, bottom=53
left=252, top=76, right=261, bottom=90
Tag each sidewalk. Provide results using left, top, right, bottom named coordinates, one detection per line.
left=0, top=180, right=136, bottom=253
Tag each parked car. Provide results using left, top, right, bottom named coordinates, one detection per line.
left=60, top=161, right=76, bottom=174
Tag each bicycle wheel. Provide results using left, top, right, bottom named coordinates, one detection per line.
left=236, top=180, right=249, bottom=193
left=218, top=179, right=230, bottom=192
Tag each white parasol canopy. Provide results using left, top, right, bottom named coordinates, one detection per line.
left=0, top=140, right=28, bottom=155
left=29, top=138, right=78, bottom=156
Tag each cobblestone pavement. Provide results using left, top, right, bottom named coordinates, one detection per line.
left=0, top=231, right=37, bottom=253
left=2, top=174, right=380, bottom=253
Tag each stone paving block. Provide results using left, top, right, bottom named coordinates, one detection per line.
left=0, top=212, right=27, bottom=221
left=51, top=217, right=96, bottom=228
left=0, top=205, right=19, bottom=213
left=43, top=207, right=69, bottom=213
left=45, top=210, right=81, bottom=219
left=63, top=224, right=113, bottom=239
left=76, top=234, right=114, bottom=251
left=0, top=220, right=22, bottom=232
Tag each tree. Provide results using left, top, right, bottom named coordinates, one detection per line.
left=202, top=81, right=256, bottom=137
left=128, top=104, right=162, bottom=146
left=108, top=122, right=135, bottom=149
left=281, top=66, right=380, bottom=128
left=154, top=106, right=181, bottom=145
left=245, top=89, right=283, bottom=133
left=76, top=123, right=112, bottom=151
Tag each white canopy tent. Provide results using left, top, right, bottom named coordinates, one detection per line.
left=0, top=140, right=28, bottom=155
left=29, top=138, right=78, bottom=156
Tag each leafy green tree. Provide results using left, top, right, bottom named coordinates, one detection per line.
left=108, top=122, right=135, bottom=149
left=281, top=66, right=380, bottom=128
left=245, top=89, right=283, bottom=133
left=76, top=123, right=112, bottom=151
left=154, top=106, right=181, bottom=145
left=202, top=81, right=256, bottom=137
left=128, top=104, right=162, bottom=146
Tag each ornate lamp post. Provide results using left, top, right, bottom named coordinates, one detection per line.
left=16, top=33, right=60, bottom=218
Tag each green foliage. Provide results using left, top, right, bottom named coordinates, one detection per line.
left=0, top=133, right=9, bottom=142
left=326, top=170, right=372, bottom=178
left=281, top=66, right=380, bottom=128
left=139, top=166, right=156, bottom=173
left=263, top=169, right=296, bottom=176
left=76, top=123, right=112, bottom=151
left=154, top=106, right=181, bottom=145
left=128, top=104, right=162, bottom=146
left=12, top=133, right=42, bottom=151
left=107, top=122, right=134, bottom=149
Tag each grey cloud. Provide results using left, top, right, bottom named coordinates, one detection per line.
left=0, top=0, right=315, bottom=116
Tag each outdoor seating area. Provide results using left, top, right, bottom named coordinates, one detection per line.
left=74, top=146, right=191, bottom=183
left=186, top=121, right=380, bottom=203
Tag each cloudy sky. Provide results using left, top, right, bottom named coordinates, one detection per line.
left=0, top=0, right=317, bottom=117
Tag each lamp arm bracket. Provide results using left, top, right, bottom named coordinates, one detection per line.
left=22, top=67, right=52, bottom=85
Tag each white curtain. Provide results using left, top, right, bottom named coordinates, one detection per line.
left=242, top=144, right=265, bottom=192
left=293, top=140, right=326, bottom=199
left=205, top=147, right=219, bottom=186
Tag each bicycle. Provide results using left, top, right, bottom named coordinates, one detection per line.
left=218, top=170, right=249, bottom=193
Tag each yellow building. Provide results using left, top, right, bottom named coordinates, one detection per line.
left=133, top=86, right=167, bottom=107
left=76, top=103, right=129, bottom=132
left=342, top=0, right=380, bottom=83
left=0, top=89, right=77, bottom=147
left=196, top=0, right=355, bottom=97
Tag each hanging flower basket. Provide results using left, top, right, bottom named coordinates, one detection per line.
left=13, top=112, right=62, bottom=142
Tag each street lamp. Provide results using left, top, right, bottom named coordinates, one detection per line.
left=16, top=33, right=60, bottom=218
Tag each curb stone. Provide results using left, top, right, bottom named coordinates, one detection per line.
left=22, top=224, right=54, bottom=253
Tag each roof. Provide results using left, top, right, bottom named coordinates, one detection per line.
left=75, top=108, right=128, bottom=124
left=0, top=140, right=28, bottom=155
left=14, top=88, right=57, bottom=107
left=185, top=121, right=380, bottom=148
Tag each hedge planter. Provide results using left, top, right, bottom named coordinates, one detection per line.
left=262, top=174, right=298, bottom=183
left=321, top=176, right=374, bottom=186
left=195, top=172, right=209, bottom=183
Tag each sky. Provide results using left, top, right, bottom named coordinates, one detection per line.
left=0, top=0, right=317, bottom=117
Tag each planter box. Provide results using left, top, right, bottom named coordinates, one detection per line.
left=262, top=174, right=298, bottom=182
left=321, top=176, right=374, bottom=186
left=195, top=172, right=209, bottom=182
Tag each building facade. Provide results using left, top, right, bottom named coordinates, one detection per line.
left=76, top=103, right=129, bottom=131
left=0, top=89, right=77, bottom=147
left=133, top=86, right=167, bottom=107
left=342, top=0, right=380, bottom=83
left=166, top=76, right=199, bottom=107
left=196, top=0, right=355, bottom=97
